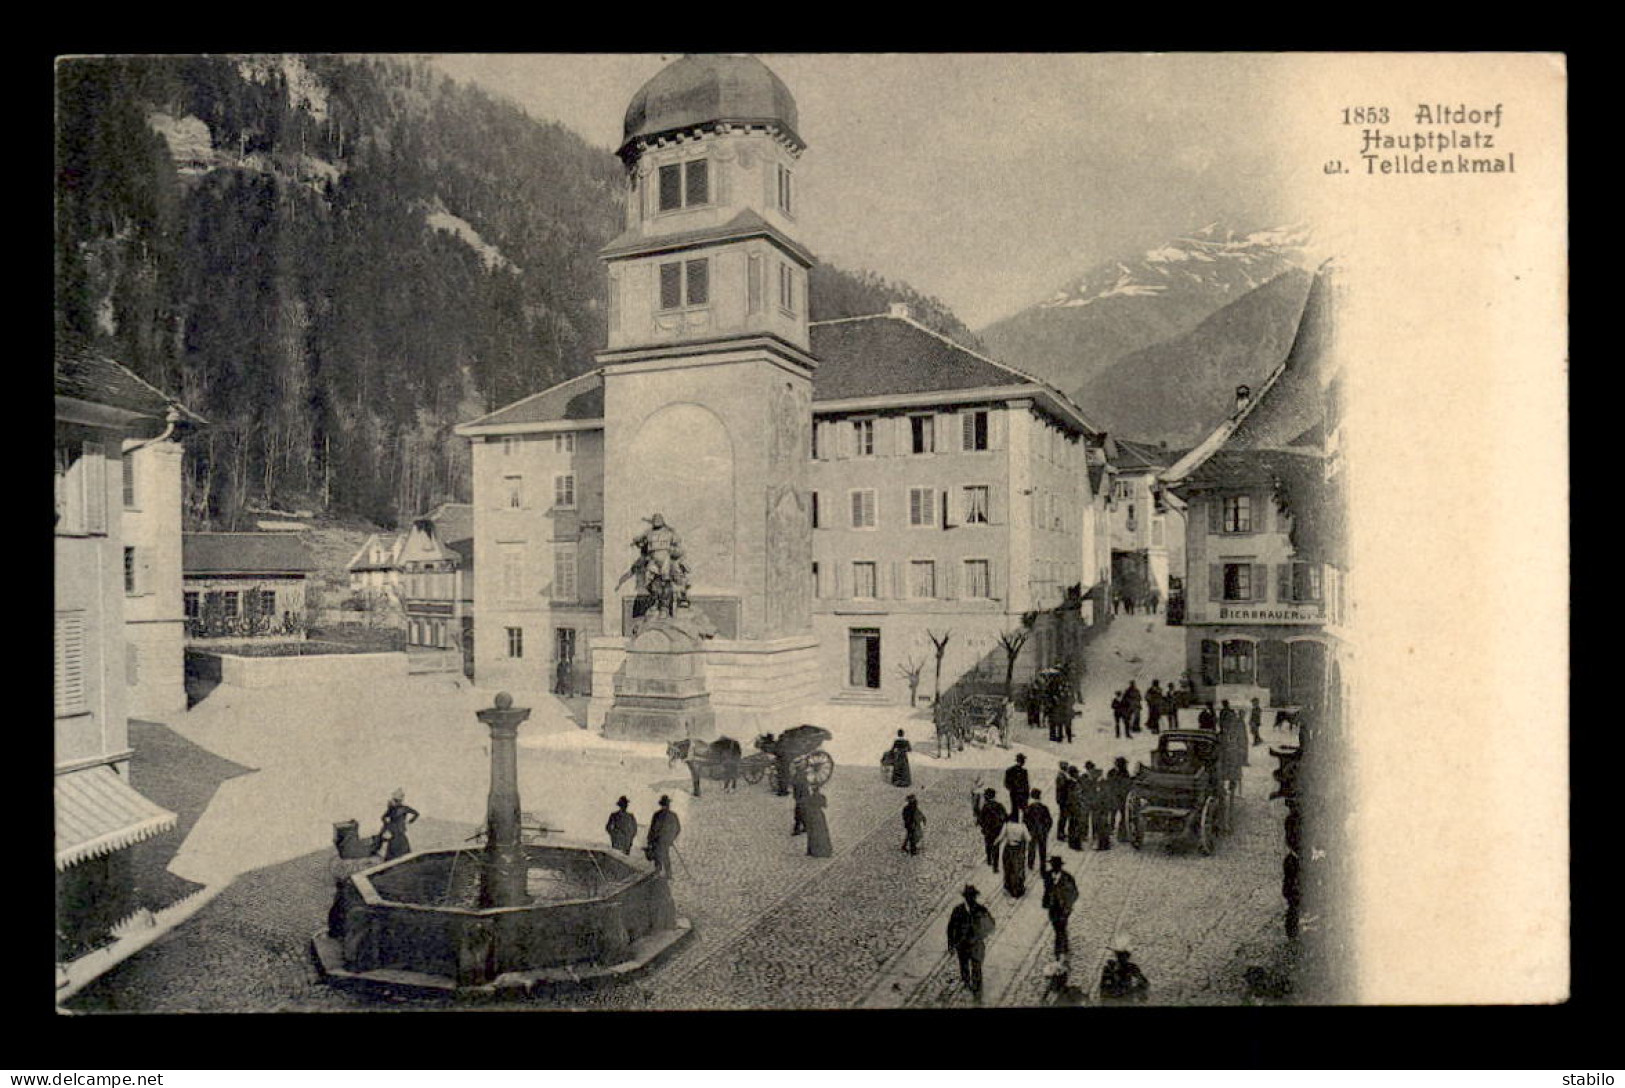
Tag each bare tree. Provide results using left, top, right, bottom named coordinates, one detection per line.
left=896, top=655, right=925, bottom=708
left=927, top=629, right=952, bottom=708
left=997, top=622, right=1033, bottom=707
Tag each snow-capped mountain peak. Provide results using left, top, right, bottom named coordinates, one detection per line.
left=1037, top=223, right=1310, bottom=311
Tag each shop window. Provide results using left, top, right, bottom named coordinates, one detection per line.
left=1221, top=639, right=1256, bottom=685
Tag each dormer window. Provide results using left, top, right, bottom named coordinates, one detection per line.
left=658, top=159, right=709, bottom=212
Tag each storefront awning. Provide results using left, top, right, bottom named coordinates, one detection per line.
left=55, top=765, right=177, bottom=871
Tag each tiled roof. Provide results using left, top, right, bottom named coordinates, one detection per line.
left=447, top=537, right=475, bottom=570
left=464, top=313, right=1102, bottom=435
left=55, top=339, right=204, bottom=424
left=600, top=208, right=814, bottom=266
left=1180, top=448, right=1323, bottom=490
left=184, top=532, right=316, bottom=575
left=1108, top=438, right=1178, bottom=471
left=460, top=370, right=606, bottom=430
left=422, top=502, right=474, bottom=547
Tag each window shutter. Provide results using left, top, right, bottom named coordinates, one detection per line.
left=1209, top=564, right=1223, bottom=601
left=835, top=421, right=850, bottom=460
left=1252, top=563, right=1268, bottom=602
left=1277, top=564, right=1291, bottom=603
left=1207, top=498, right=1222, bottom=534
left=941, top=489, right=955, bottom=528
left=962, top=412, right=976, bottom=452
left=989, top=561, right=1003, bottom=601
left=865, top=490, right=877, bottom=528
left=988, top=408, right=1005, bottom=450
left=54, top=612, right=87, bottom=716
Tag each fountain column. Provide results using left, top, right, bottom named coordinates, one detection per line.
left=476, top=692, right=531, bottom=909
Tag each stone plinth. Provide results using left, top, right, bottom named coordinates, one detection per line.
left=591, top=632, right=819, bottom=738
left=602, top=618, right=716, bottom=742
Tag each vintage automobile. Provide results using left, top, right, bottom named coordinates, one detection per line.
left=1124, top=729, right=1232, bottom=855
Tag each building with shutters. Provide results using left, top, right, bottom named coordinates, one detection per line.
left=396, top=502, right=475, bottom=652
left=1105, top=437, right=1186, bottom=611
left=456, top=54, right=1109, bottom=718
left=55, top=341, right=199, bottom=960
left=1163, top=270, right=1343, bottom=715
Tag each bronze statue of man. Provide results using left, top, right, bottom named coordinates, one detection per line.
left=626, top=513, right=690, bottom=615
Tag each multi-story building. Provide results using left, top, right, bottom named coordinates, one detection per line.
left=55, top=341, right=196, bottom=958
left=806, top=308, right=1103, bottom=702
left=1106, top=437, right=1186, bottom=609
left=1163, top=271, right=1338, bottom=712
left=397, top=502, right=476, bottom=652
left=456, top=54, right=1111, bottom=721
left=346, top=531, right=405, bottom=594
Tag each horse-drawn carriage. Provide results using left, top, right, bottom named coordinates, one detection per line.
left=953, top=694, right=1008, bottom=749
left=668, top=724, right=834, bottom=794
left=1123, top=730, right=1236, bottom=855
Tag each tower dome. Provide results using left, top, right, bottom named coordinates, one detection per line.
left=621, top=54, right=801, bottom=159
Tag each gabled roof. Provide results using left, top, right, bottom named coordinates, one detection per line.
left=1163, top=267, right=1330, bottom=486
left=184, top=532, right=316, bottom=576
left=459, top=312, right=1105, bottom=438
left=346, top=532, right=405, bottom=572
left=1108, top=437, right=1180, bottom=471
left=421, top=502, right=474, bottom=547
left=55, top=339, right=205, bottom=425
left=600, top=208, right=814, bottom=267
left=458, top=370, right=606, bottom=432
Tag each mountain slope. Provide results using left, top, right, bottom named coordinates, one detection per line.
left=979, top=224, right=1310, bottom=395
left=1071, top=267, right=1315, bottom=446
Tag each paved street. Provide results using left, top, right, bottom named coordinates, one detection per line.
left=65, top=613, right=1296, bottom=1012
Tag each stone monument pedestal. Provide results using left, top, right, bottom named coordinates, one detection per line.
left=602, top=617, right=717, bottom=742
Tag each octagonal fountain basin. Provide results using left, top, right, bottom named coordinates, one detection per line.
left=312, top=842, right=691, bottom=996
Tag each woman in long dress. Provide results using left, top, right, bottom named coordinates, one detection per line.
left=888, top=730, right=913, bottom=788
left=995, top=813, right=1031, bottom=897
left=805, top=787, right=834, bottom=857
left=380, top=789, right=420, bottom=860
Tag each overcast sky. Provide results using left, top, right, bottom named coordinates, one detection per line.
left=429, top=53, right=1299, bottom=330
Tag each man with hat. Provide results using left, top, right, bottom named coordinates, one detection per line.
left=1054, top=762, right=1074, bottom=844
left=605, top=796, right=637, bottom=855
left=973, top=787, right=1008, bottom=871
left=902, top=793, right=926, bottom=856
left=1004, top=752, right=1031, bottom=816
left=1040, top=855, right=1079, bottom=958
left=947, top=884, right=996, bottom=998
left=1098, top=934, right=1150, bottom=1004
left=1023, top=787, right=1053, bottom=872
left=646, top=795, right=681, bottom=877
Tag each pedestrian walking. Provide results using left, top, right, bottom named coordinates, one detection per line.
left=646, top=795, right=681, bottom=877
left=1146, top=680, right=1164, bottom=733
left=1065, top=766, right=1088, bottom=851
left=888, top=729, right=913, bottom=787
left=1106, top=757, right=1133, bottom=839
left=995, top=813, right=1031, bottom=897
left=804, top=786, right=833, bottom=857
left=1164, top=689, right=1180, bottom=729
left=1198, top=704, right=1217, bottom=731
left=1148, top=587, right=1161, bottom=614
left=1124, top=682, right=1143, bottom=734
left=1111, top=691, right=1126, bottom=738
left=606, top=795, right=637, bottom=855
left=1023, top=787, right=1053, bottom=871
left=1087, top=763, right=1113, bottom=850
left=1111, top=585, right=1123, bottom=615
left=1061, top=690, right=1076, bottom=744
left=1098, top=936, right=1150, bottom=1004
left=1005, top=752, right=1031, bottom=815
left=1053, top=763, right=1074, bottom=844
left=791, top=766, right=811, bottom=836
left=1041, top=856, right=1079, bottom=958
left=1249, top=696, right=1265, bottom=746
left=1218, top=699, right=1249, bottom=768
left=902, top=794, right=926, bottom=855
left=947, top=886, right=996, bottom=998
left=379, top=788, right=419, bottom=861
left=1026, top=677, right=1045, bottom=733
left=974, top=787, right=1008, bottom=870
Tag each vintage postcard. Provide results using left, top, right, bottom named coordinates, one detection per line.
left=51, top=52, right=1567, bottom=1013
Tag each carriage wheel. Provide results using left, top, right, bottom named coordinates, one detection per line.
left=1197, top=796, right=1218, bottom=856
left=802, top=750, right=835, bottom=786
left=742, top=762, right=765, bottom=785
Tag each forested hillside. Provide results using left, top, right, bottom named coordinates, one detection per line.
left=56, top=54, right=976, bottom=531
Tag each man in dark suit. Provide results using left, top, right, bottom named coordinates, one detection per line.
left=974, top=788, right=1008, bottom=871
left=1041, top=856, right=1079, bottom=958
left=646, top=795, right=681, bottom=878
left=1023, top=787, right=1053, bottom=871
left=1004, top=753, right=1031, bottom=816
left=947, top=885, right=996, bottom=998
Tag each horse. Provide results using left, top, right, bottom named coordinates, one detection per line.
left=668, top=736, right=743, bottom=796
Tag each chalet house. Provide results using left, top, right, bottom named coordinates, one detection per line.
left=397, top=502, right=475, bottom=650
